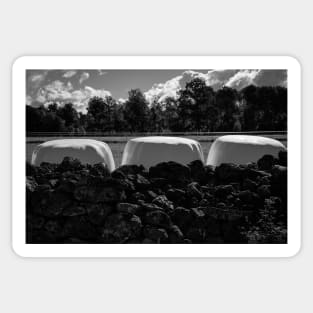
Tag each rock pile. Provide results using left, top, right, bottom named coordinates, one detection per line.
left=26, top=151, right=287, bottom=244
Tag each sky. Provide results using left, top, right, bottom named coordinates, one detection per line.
left=26, top=69, right=287, bottom=113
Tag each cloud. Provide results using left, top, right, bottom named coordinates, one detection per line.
left=97, top=70, right=107, bottom=76
left=225, top=70, right=260, bottom=89
left=118, top=98, right=127, bottom=104
left=28, top=71, right=48, bottom=89
left=79, top=72, right=90, bottom=84
left=143, top=69, right=287, bottom=104
left=27, top=80, right=111, bottom=113
left=63, top=70, right=77, bottom=78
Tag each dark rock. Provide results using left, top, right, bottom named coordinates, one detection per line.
left=168, top=225, right=185, bottom=243
left=145, top=210, right=171, bottom=229
left=102, top=213, right=142, bottom=242
left=117, top=203, right=141, bottom=215
left=35, top=191, right=72, bottom=217
left=87, top=203, right=113, bottom=225
left=190, top=207, right=205, bottom=219
left=64, top=216, right=98, bottom=240
left=26, top=162, right=38, bottom=176
left=199, top=198, right=210, bottom=207
left=116, top=164, right=146, bottom=176
left=39, top=162, right=58, bottom=173
left=111, top=169, right=126, bottom=180
left=257, top=175, right=271, bottom=185
left=278, top=150, right=287, bottom=166
left=186, top=227, right=206, bottom=243
left=257, top=184, right=271, bottom=198
left=271, top=165, right=287, bottom=183
left=28, top=215, right=45, bottom=230
left=44, top=220, right=63, bottom=234
left=214, top=184, right=235, bottom=198
left=257, top=154, right=275, bottom=171
left=26, top=176, right=38, bottom=193
left=74, top=179, right=126, bottom=203
left=206, top=216, right=221, bottom=236
left=171, top=207, right=193, bottom=231
left=134, top=174, right=151, bottom=190
left=144, top=226, right=168, bottom=243
left=62, top=205, right=86, bottom=217
left=243, top=168, right=271, bottom=182
left=204, top=165, right=215, bottom=184
left=187, top=182, right=203, bottom=199
left=215, top=163, right=244, bottom=183
left=56, top=179, right=77, bottom=193
left=242, top=178, right=258, bottom=191
left=166, top=188, right=186, bottom=204
left=128, top=192, right=146, bottom=203
left=270, top=165, right=287, bottom=200
left=188, top=160, right=206, bottom=183
left=142, top=238, right=155, bottom=244
left=49, top=179, right=59, bottom=188
left=140, top=202, right=164, bottom=213
left=89, top=163, right=111, bottom=177
left=149, top=161, right=191, bottom=185
left=117, top=178, right=135, bottom=192
left=57, top=157, right=82, bottom=172
left=238, top=190, right=262, bottom=207
left=145, top=190, right=158, bottom=201
left=152, top=195, right=174, bottom=213
left=150, top=178, right=169, bottom=189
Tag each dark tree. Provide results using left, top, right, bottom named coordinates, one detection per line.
left=177, top=78, right=216, bottom=131
left=123, top=89, right=149, bottom=132
left=215, top=87, right=239, bottom=131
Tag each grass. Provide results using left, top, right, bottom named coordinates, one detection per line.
left=26, top=135, right=287, bottom=167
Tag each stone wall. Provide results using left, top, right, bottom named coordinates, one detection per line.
left=26, top=151, right=287, bottom=244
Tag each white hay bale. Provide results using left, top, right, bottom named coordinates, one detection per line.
left=121, top=136, right=204, bottom=169
left=206, top=135, right=286, bottom=166
left=31, top=139, right=115, bottom=171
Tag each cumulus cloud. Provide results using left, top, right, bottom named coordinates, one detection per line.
left=27, top=80, right=111, bottom=113
left=63, top=70, right=77, bottom=78
left=143, top=69, right=287, bottom=104
left=28, top=71, right=48, bottom=89
left=225, top=70, right=260, bottom=89
left=79, top=72, right=90, bottom=84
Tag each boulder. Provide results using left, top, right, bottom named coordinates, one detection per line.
left=74, top=178, right=126, bottom=203
left=102, top=213, right=142, bottom=242
left=117, top=203, right=141, bottom=215
left=145, top=210, right=172, bottom=229
left=144, top=226, right=168, bottom=243
left=149, top=161, right=191, bottom=185
left=215, top=163, right=244, bottom=183
left=168, top=225, right=185, bottom=243
left=257, top=154, right=275, bottom=171
left=87, top=203, right=114, bottom=225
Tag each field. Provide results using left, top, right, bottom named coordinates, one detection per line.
left=26, top=133, right=287, bottom=167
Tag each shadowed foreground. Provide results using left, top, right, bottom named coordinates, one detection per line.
left=26, top=152, right=287, bottom=244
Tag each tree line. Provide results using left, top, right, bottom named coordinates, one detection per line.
left=26, top=78, right=287, bottom=133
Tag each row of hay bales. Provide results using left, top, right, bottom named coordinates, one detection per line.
left=27, top=135, right=287, bottom=244
left=31, top=135, right=287, bottom=170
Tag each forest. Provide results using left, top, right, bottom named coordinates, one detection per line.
left=26, top=78, right=287, bottom=133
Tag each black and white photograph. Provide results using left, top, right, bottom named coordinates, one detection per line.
left=2, top=0, right=311, bottom=311
left=24, top=65, right=289, bottom=245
